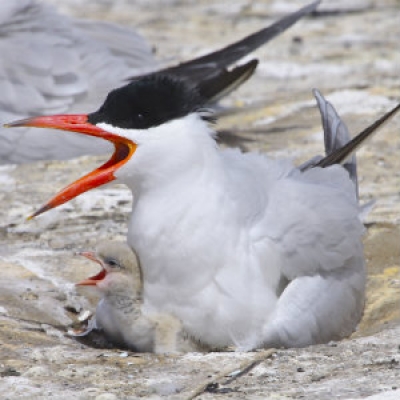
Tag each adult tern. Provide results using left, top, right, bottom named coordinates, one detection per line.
left=72, top=241, right=206, bottom=352
left=0, top=0, right=320, bottom=164
left=7, top=74, right=399, bottom=349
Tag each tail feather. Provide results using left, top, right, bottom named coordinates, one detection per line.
left=301, top=90, right=400, bottom=201
left=315, top=97, right=400, bottom=169
left=313, top=89, right=358, bottom=196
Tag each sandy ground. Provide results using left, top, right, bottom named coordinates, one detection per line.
left=0, top=0, right=399, bottom=399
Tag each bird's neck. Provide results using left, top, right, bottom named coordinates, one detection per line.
left=100, top=277, right=143, bottom=308
left=116, top=114, right=221, bottom=196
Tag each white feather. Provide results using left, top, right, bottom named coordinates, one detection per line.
left=109, top=113, right=365, bottom=348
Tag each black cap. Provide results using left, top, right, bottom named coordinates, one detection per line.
left=88, top=75, right=206, bottom=130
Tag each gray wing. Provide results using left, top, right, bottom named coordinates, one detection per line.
left=259, top=91, right=368, bottom=349
left=262, top=259, right=365, bottom=348
left=260, top=171, right=366, bottom=349
left=0, top=0, right=156, bottom=164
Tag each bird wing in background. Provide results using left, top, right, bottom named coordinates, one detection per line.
left=0, top=0, right=156, bottom=164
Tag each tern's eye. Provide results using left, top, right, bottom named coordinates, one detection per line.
left=105, top=257, right=120, bottom=268
left=129, top=112, right=146, bottom=127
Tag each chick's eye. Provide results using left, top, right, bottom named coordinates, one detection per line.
left=105, top=258, right=119, bottom=268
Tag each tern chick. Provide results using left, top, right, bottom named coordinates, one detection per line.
left=72, top=241, right=206, bottom=353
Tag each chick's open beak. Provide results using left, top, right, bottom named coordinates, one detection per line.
left=76, top=251, right=106, bottom=286
left=4, top=115, right=137, bottom=219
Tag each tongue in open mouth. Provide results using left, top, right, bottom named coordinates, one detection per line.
left=76, top=251, right=107, bottom=286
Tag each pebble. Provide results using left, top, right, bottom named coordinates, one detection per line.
left=23, top=366, right=49, bottom=377
left=95, top=394, right=118, bottom=400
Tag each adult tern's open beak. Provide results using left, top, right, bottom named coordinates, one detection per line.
left=76, top=251, right=106, bottom=286
left=4, top=115, right=137, bottom=219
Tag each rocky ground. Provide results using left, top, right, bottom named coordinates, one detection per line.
left=0, top=0, right=399, bottom=399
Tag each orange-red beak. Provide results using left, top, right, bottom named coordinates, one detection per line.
left=4, top=115, right=137, bottom=219
left=76, top=251, right=106, bottom=286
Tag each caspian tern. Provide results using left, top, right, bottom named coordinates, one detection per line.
left=72, top=241, right=206, bottom=352
left=0, top=0, right=319, bottom=164
left=6, top=74, right=399, bottom=349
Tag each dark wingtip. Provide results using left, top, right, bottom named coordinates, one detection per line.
left=316, top=101, right=400, bottom=168
left=198, top=59, right=259, bottom=103
left=127, top=0, right=322, bottom=86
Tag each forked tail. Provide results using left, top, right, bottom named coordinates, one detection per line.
left=300, top=89, right=400, bottom=200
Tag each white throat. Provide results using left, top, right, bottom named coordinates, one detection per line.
left=101, top=113, right=219, bottom=194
